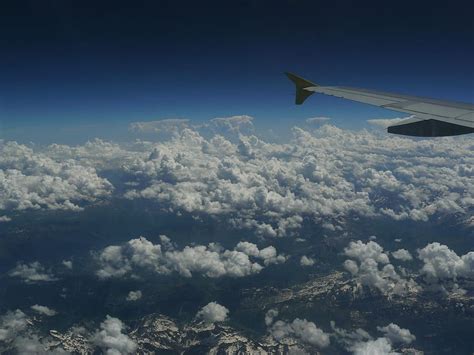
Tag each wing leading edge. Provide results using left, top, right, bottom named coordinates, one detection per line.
left=286, top=72, right=474, bottom=137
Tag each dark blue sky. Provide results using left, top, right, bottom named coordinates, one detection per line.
left=1, top=0, right=473, bottom=141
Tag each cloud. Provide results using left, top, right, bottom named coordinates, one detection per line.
left=366, top=116, right=414, bottom=129
left=13, top=335, right=66, bottom=354
left=92, top=316, right=137, bottom=355
left=417, top=242, right=474, bottom=284
left=126, top=290, right=142, bottom=301
left=129, top=118, right=190, bottom=134
left=207, top=115, right=254, bottom=135
left=96, top=237, right=285, bottom=279
left=264, top=309, right=279, bottom=326
left=8, top=262, right=57, bottom=283
left=344, top=241, right=390, bottom=264
left=31, top=305, right=57, bottom=316
left=0, top=141, right=113, bottom=213
left=343, top=241, right=419, bottom=295
left=377, top=323, right=415, bottom=345
left=0, top=215, right=11, bottom=222
left=300, top=255, right=315, bottom=266
left=332, top=321, right=416, bottom=354
left=62, top=260, right=73, bottom=269
left=4, top=124, right=473, bottom=234
left=0, top=309, right=28, bottom=342
left=350, top=337, right=396, bottom=355
left=391, top=249, right=413, bottom=261
left=120, top=125, right=474, bottom=237
left=196, top=302, right=229, bottom=323
left=269, top=318, right=330, bottom=348
left=236, top=241, right=287, bottom=266
left=306, top=116, right=332, bottom=124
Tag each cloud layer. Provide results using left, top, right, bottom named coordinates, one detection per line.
left=2, top=125, right=473, bottom=234
left=96, top=237, right=285, bottom=279
left=0, top=141, right=113, bottom=213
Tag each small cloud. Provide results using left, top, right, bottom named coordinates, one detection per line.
left=62, top=260, right=73, bottom=269
left=0, top=310, right=28, bottom=342
left=306, top=116, right=332, bottom=124
left=92, top=316, right=137, bottom=354
left=8, top=262, right=57, bottom=283
left=377, top=323, right=416, bottom=344
left=265, top=309, right=279, bottom=326
left=126, top=290, right=142, bottom=301
left=300, top=255, right=315, bottom=267
left=367, top=116, right=414, bottom=129
left=0, top=216, right=11, bottom=222
left=31, top=304, right=57, bottom=316
left=196, top=302, right=229, bottom=323
left=391, top=249, right=413, bottom=261
left=269, top=318, right=330, bottom=348
left=129, top=118, right=190, bottom=134
left=207, top=115, right=254, bottom=134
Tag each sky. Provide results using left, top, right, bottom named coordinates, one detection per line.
left=1, top=0, right=473, bottom=143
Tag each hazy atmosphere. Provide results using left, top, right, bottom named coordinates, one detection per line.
left=1, top=1, right=473, bottom=354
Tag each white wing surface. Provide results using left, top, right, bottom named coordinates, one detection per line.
left=286, top=72, right=474, bottom=137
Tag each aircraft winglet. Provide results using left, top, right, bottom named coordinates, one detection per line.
left=285, top=72, right=318, bottom=105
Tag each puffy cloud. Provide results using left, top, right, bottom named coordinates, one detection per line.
left=31, top=305, right=57, bottom=316
left=92, top=316, right=137, bottom=355
left=350, top=337, right=396, bottom=355
left=330, top=321, right=371, bottom=348
left=269, top=318, right=330, bottom=348
left=300, top=255, right=315, bottom=266
left=377, top=323, right=415, bottom=345
left=120, top=126, right=474, bottom=236
left=343, top=259, right=359, bottom=275
left=129, top=118, right=190, bottom=134
left=96, top=237, right=285, bottom=279
left=344, top=241, right=390, bottom=264
left=264, top=309, right=279, bottom=326
left=0, top=309, right=28, bottom=342
left=391, top=249, right=413, bottom=261
left=235, top=242, right=287, bottom=266
left=4, top=124, right=473, bottom=235
left=332, top=321, right=416, bottom=354
left=343, top=241, right=419, bottom=295
left=16, top=124, right=469, bottom=236
left=8, top=262, right=57, bottom=283
left=196, top=302, right=229, bottom=323
left=0, top=215, right=11, bottom=222
left=207, top=115, right=254, bottom=134
left=126, top=290, right=142, bottom=301
left=417, top=242, right=474, bottom=283
left=0, top=141, right=113, bottom=213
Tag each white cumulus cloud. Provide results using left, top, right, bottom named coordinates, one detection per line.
left=126, top=290, right=142, bottom=301
left=92, top=316, right=137, bottom=355
left=9, top=262, right=57, bottom=283
left=418, top=242, right=474, bottom=283
left=300, top=255, right=315, bottom=266
left=96, top=237, right=285, bottom=279
left=391, top=249, right=413, bottom=261
left=31, top=305, right=57, bottom=317
left=269, top=318, right=330, bottom=348
left=343, top=240, right=419, bottom=295
left=196, top=302, right=229, bottom=323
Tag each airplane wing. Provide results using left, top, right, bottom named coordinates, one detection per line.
left=286, top=72, right=474, bottom=137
